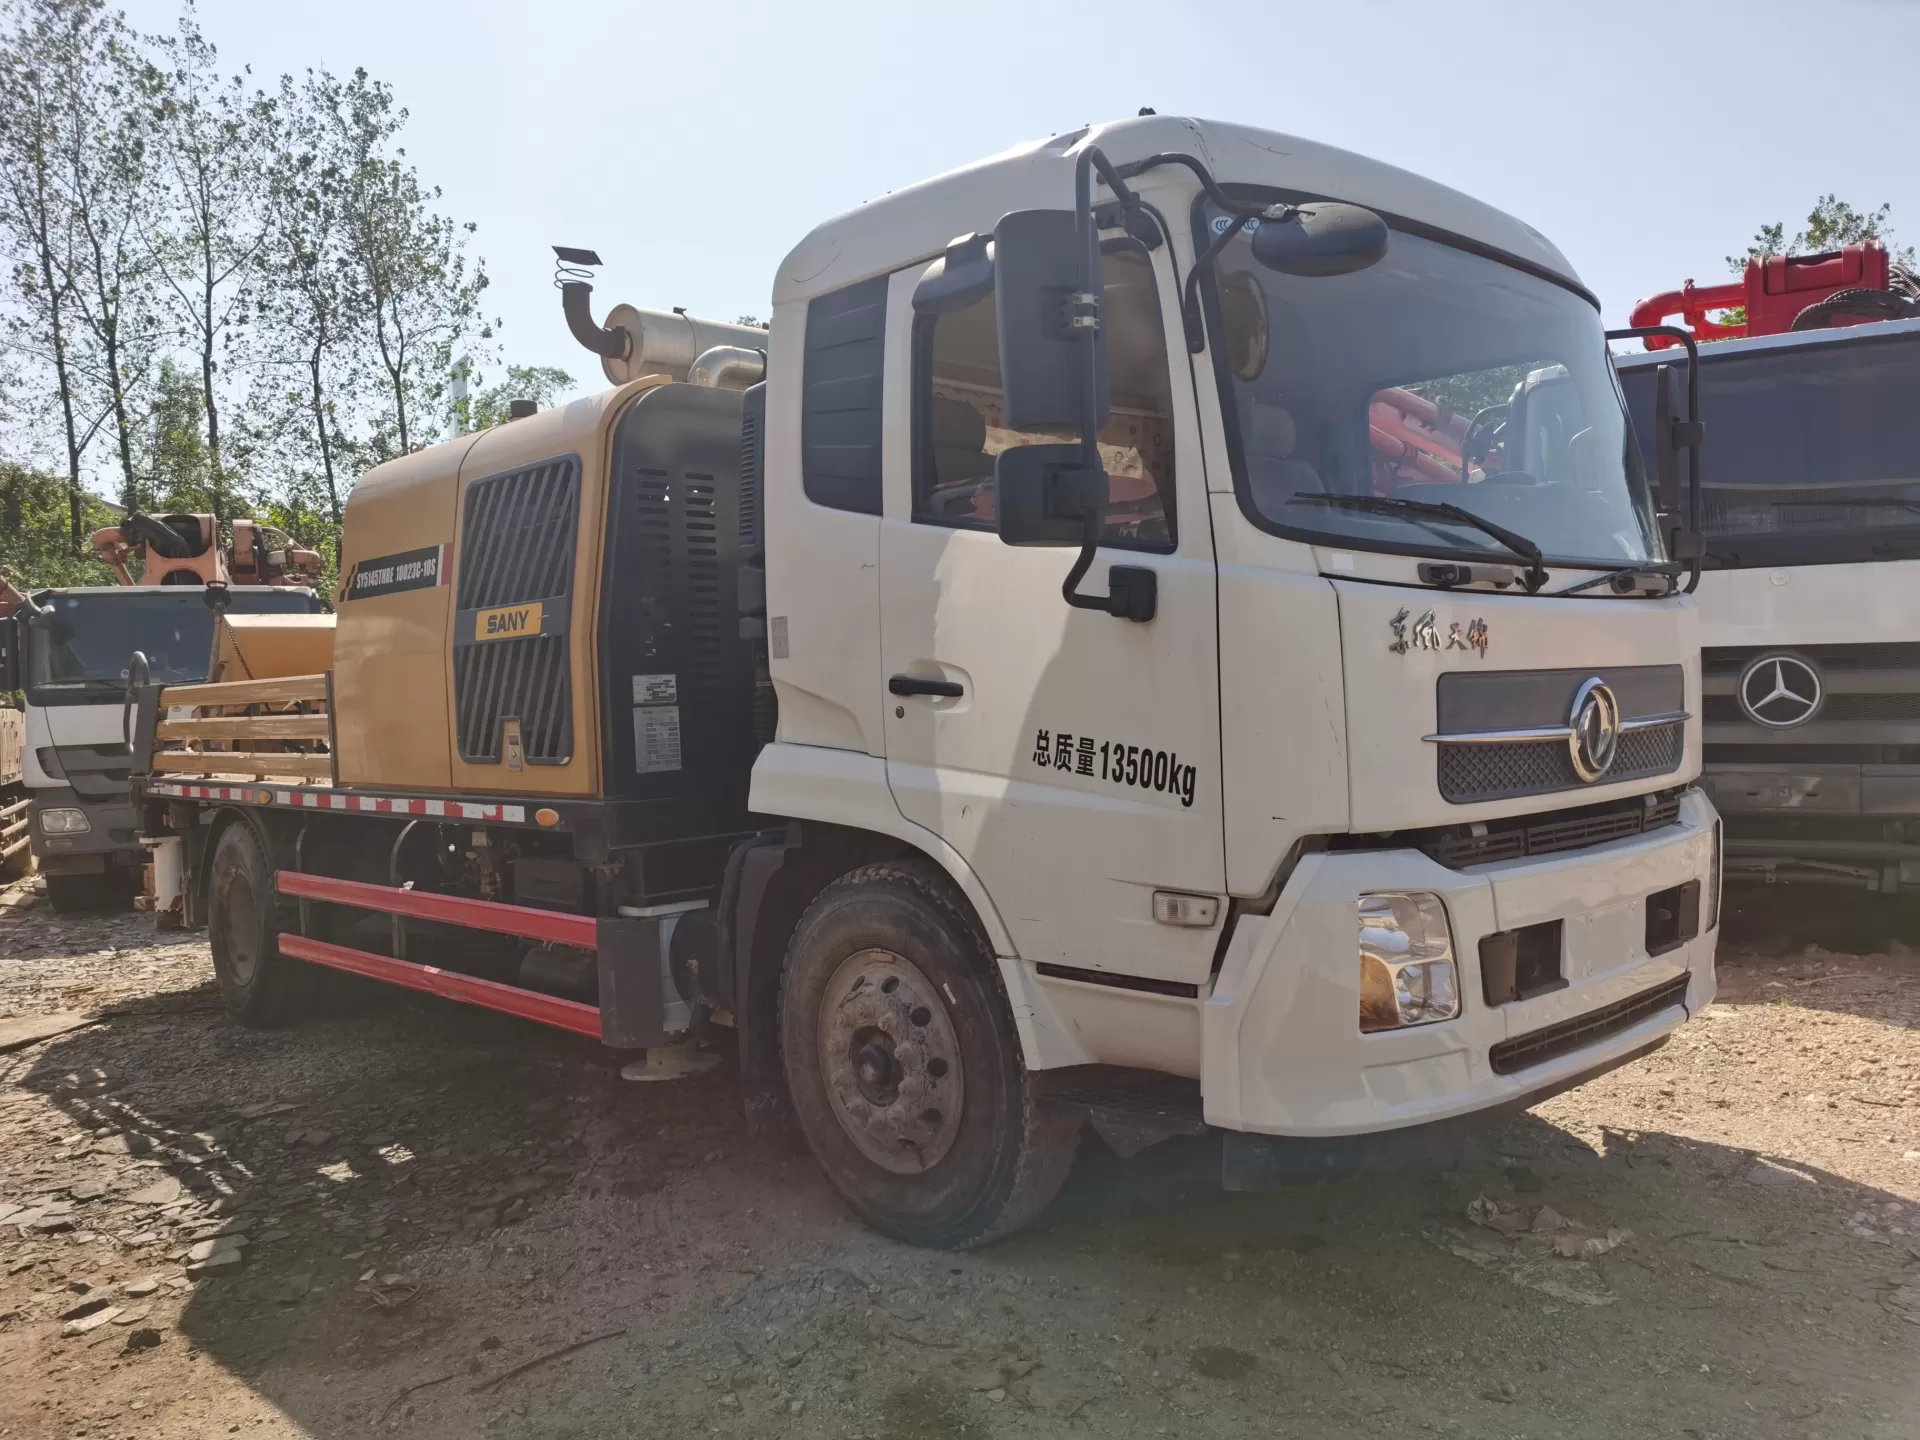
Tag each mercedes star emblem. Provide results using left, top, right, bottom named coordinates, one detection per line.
left=1567, top=676, right=1622, bottom=783
left=1736, top=652, right=1823, bottom=728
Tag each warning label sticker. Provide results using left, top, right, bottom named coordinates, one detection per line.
left=632, top=673, right=678, bottom=705
left=633, top=704, right=682, bottom=774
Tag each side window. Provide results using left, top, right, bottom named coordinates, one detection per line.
left=802, top=275, right=888, bottom=515
left=914, top=245, right=1176, bottom=551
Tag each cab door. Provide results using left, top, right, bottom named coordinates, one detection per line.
left=877, top=238, right=1224, bottom=985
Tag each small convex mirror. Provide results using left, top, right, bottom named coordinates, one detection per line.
left=1251, top=202, right=1389, bottom=278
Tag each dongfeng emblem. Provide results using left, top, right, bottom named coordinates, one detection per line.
left=1736, top=652, right=1823, bottom=729
left=1567, top=676, right=1622, bottom=783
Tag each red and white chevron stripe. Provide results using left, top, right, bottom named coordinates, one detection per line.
left=146, top=780, right=529, bottom=826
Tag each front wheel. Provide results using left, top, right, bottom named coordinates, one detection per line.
left=208, top=822, right=313, bottom=1026
left=780, top=861, right=1080, bottom=1248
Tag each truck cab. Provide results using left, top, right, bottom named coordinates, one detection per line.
left=1618, top=317, right=1920, bottom=891
left=750, top=115, right=1717, bottom=1188
left=23, top=584, right=323, bottom=910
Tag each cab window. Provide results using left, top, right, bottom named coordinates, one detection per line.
left=913, top=244, right=1176, bottom=551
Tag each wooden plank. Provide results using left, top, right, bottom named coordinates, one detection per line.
left=156, top=714, right=330, bottom=742
left=160, top=674, right=329, bottom=708
left=152, top=751, right=334, bottom=781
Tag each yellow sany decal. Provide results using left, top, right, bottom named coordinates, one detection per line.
left=474, top=601, right=543, bottom=642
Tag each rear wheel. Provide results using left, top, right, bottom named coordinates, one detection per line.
left=208, top=822, right=313, bottom=1026
left=44, top=872, right=107, bottom=915
left=780, top=861, right=1080, bottom=1248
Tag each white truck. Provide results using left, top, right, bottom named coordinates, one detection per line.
left=1617, top=317, right=1920, bottom=891
left=21, top=584, right=322, bottom=911
left=124, top=115, right=1720, bottom=1247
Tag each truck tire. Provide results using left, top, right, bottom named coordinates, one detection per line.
left=44, top=873, right=107, bottom=915
left=779, top=861, right=1081, bottom=1248
left=207, top=822, right=312, bottom=1026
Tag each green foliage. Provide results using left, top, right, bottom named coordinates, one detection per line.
left=0, top=461, right=116, bottom=587
left=457, top=364, right=573, bottom=432
left=0, top=2, right=498, bottom=593
left=1719, top=197, right=1915, bottom=329
left=1727, top=195, right=1915, bottom=273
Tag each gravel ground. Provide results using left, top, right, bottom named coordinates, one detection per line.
left=0, top=885, right=1916, bottom=1440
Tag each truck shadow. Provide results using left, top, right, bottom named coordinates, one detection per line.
left=3, top=953, right=1916, bottom=1439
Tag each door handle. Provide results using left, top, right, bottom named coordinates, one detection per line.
left=889, top=674, right=964, bottom=699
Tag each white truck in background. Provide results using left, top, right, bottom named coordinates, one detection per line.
left=125, top=115, right=1722, bottom=1247
left=16, top=514, right=323, bottom=912
left=1618, top=318, right=1920, bottom=892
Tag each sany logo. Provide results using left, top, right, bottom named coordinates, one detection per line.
left=474, top=600, right=543, bottom=642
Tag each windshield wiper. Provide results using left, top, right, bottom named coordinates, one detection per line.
left=1551, top=563, right=1681, bottom=597
left=1290, top=493, right=1549, bottom=592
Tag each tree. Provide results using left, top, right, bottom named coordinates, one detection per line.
left=1728, top=195, right=1915, bottom=273
left=138, top=356, right=215, bottom=510
left=0, top=458, right=114, bottom=585
left=325, top=68, right=491, bottom=457
left=254, top=67, right=370, bottom=528
left=454, top=362, right=572, bottom=432
left=59, top=1, right=163, bottom=512
left=145, top=2, right=269, bottom=522
left=0, top=0, right=96, bottom=546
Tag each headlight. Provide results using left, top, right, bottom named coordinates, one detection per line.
left=39, top=807, right=91, bottom=835
left=1358, top=891, right=1460, bottom=1032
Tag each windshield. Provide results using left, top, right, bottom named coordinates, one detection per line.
left=1206, top=207, right=1660, bottom=568
left=26, top=588, right=321, bottom=700
left=1619, top=328, right=1920, bottom=567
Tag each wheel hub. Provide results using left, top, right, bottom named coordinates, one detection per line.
left=818, top=949, right=965, bottom=1174
left=221, top=874, right=260, bottom=986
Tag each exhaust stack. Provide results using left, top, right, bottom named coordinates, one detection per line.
left=554, top=245, right=768, bottom=386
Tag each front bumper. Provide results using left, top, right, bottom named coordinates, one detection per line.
left=1202, top=788, right=1719, bottom=1136
left=29, top=787, right=144, bottom=873
left=1702, top=762, right=1920, bottom=886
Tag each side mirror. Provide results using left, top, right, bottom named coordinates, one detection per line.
left=995, top=443, right=1108, bottom=547
left=991, top=209, right=1109, bottom=433
left=1651, top=363, right=1683, bottom=517
left=1251, top=203, right=1389, bottom=278
left=1651, top=360, right=1706, bottom=560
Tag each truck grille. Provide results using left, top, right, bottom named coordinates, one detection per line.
left=1703, top=642, right=1920, bottom=674
left=454, top=457, right=580, bottom=765
left=1437, top=722, right=1683, bottom=804
left=1421, top=792, right=1682, bottom=869
left=1488, top=973, right=1691, bottom=1075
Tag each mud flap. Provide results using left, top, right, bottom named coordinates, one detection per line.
left=595, top=916, right=665, bottom=1049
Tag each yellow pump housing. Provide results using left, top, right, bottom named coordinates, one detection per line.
left=331, top=373, right=760, bottom=812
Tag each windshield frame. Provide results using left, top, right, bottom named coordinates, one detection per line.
left=1616, top=320, right=1920, bottom=571
left=1191, top=184, right=1660, bottom=572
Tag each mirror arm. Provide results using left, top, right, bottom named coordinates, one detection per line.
left=1115, top=152, right=1270, bottom=220
left=1608, top=323, right=1707, bottom=593
left=1179, top=213, right=1254, bottom=353
left=1060, top=513, right=1106, bottom=612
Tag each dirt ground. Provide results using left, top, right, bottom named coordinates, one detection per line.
left=0, top=886, right=1916, bottom=1440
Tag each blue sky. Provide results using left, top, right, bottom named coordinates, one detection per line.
left=126, top=0, right=1920, bottom=402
